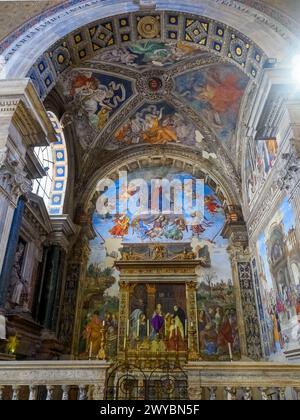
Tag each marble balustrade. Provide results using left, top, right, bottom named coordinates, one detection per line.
left=186, top=361, right=300, bottom=400
left=0, top=360, right=108, bottom=400
left=0, top=360, right=300, bottom=400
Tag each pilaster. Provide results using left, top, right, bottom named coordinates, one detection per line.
left=59, top=218, right=94, bottom=355
left=222, top=207, right=263, bottom=360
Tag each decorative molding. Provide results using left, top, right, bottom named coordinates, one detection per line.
left=0, top=162, right=32, bottom=206
left=0, top=0, right=297, bottom=62
left=277, top=139, right=300, bottom=193
left=27, top=10, right=266, bottom=102
left=23, top=192, right=52, bottom=237
left=77, top=147, right=241, bottom=212
left=49, top=215, right=80, bottom=251
left=237, top=261, right=263, bottom=360
left=0, top=79, right=57, bottom=145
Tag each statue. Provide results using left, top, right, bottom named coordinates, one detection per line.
left=9, top=242, right=27, bottom=306
left=121, top=248, right=144, bottom=261
left=172, top=248, right=196, bottom=261
left=152, top=245, right=166, bottom=260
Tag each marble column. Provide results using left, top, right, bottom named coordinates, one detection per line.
left=0, top=196, right=25, bottom=307
left=222, top=213, right=262, bottom=360
left=59, top=229, right=91, bottom=355
left=38, top=245, right=66, bottom=331
left=51, top=249, right=66, bottom=333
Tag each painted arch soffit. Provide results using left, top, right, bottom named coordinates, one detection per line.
left=54, top=56, right=250, bottom=145
left=29, top=11, right=265, bottom=103
left=26, top=10, right=264, bottom=173
left=0, top=0, right=298, bottom=70
left=79, top=148, right=241, bottom=213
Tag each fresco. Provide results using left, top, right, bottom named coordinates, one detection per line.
left=128, top=283, right=188, bottom=352
left=175, top=64, right=248, bottom=143
left=257, top=198, right=300, bottom=358
left=96, top=41, right=204, bottom=68
left=246, top=138, right=279, bottom=203
left=108, top=102, right=198, bottom=150
left=59, top=70, right=133, bottom=132
left=79, top=167, right=239, bottom=361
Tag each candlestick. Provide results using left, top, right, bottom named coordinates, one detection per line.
left=228, top=342, right=233, bottom=361
left=147, top=320, right=150, bottom=337
left=127, top=319, right=130, bottom=337
left=89, top=341, right=93, bottom=359
left=124, top=336, right=126, bottom=351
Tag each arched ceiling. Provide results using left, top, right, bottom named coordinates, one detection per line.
left=1, top=2, right=298, bottom=208
left=0, top=0, right=300, bottom=48
left=26, top=11, right=263, bottom=174
left=1, top=0, right=299, bottom=79
left=80, top=148, right=241, bottom=211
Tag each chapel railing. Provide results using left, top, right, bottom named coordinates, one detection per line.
left=0, top=360, right=108, bottom=400
left=0, top=360, right=299, bottom=400
left=185, top=361, right=300, bottom=400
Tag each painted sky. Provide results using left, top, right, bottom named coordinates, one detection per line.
left=89, top=168, right=228, bottom=270
left=175, top=64, right=248, bottom=142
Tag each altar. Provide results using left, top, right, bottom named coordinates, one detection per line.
left=115, top=243, right=201, bottom=364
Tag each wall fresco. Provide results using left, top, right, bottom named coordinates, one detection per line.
left=79, top=167, right=239, bottom=361
left=257, top=197, right=300, bottom=358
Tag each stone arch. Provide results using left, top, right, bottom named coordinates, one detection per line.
left=79, top=147, right=242, bottom=215
left=0, top=0, right=297, bottom=82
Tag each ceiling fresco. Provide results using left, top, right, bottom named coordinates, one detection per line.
left=175, top=64, right=249, bottom=143
left=28, top=11, right=265, bottom=101
left=107, top=101, right=199, bottom=150
left=95, top=41, right=205, bottom=69
left=55, top=58, right=249, bottom=149
left=25, top=11, right=263, bottom=166
left=57, top=70, right=134, bottom=147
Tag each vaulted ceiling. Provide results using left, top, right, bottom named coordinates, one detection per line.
left=0, top=1, right=298, bottom=208
left=25, top=10, right=269, bottom=188
left=0, top=0, right=300, bottom=45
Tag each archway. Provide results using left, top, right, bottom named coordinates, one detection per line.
left=71, top=151, right=247, bottom=364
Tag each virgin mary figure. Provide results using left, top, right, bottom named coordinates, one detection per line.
left=150, top=304, right=164, bottom=339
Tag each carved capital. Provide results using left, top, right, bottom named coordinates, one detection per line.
left=222, top=220, right=250, bottom=262
left=227, top=244, right=251, bottom=263
left=0, top=161, right=32, bottom=205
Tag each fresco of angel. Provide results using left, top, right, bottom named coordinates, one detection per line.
left=63, top=72, right=127, bottom=130
left=205, top=195, right=222, bottom=215
left=109, top=214, right=130, bottom=237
